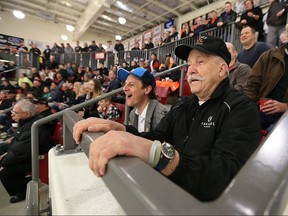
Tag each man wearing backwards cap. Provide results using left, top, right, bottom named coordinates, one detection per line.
left=73, top=35, right=261, bottom=201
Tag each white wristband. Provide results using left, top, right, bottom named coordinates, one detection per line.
left=147, top=140, right=161, bottom=167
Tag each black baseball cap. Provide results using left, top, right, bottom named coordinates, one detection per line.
left=117, top=67, right=156, bottom=89
left=175, top=35, right=231, bottom=65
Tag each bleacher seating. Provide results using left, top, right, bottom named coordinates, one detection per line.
left=111, top=102, right=126, bottom=124
left=155, top=86, right=169, bottom=104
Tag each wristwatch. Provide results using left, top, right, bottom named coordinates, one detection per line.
left=154, top=142, right=175, bottom=171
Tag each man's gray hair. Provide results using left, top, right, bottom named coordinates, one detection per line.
left=18, top=99, right=38, bottom=116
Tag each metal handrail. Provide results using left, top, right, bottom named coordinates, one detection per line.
left=26, top=63, right=187, bottom=215
left=63, top=109, right=288, bottom=215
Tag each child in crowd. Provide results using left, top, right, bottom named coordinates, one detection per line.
left=97, top=97, right=121, bottom=121
left=42, top=86, right=51, bottom=100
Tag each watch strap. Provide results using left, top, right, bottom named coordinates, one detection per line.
left=154, top=154, right=170, bottom=171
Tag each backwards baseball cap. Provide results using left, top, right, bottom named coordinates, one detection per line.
left=117, top=67, right=156, bottom=89
left=175, top=35, right=231, bottom=65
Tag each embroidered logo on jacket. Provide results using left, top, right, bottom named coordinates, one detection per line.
left=201, top=116, right=215, bottom=128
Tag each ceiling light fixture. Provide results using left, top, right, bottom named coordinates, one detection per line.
left=118, top=17, right=126, bottom=25
left=13, top=10, right=25, bottom=19
left=66, top=24, right=75, bottom=32
left=115, top=35, right=122, bottom=40
left=61, top=35, right=68, bottom=41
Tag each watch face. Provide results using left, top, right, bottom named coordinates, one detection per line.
left=162, top=142, right=175, bottom=159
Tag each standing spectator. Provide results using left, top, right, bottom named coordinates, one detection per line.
left=82, top=42, right=89, bottom=52
left=74, top=41, right=82, bottom=53
left=169, top=26, right=179, bottom=42
left=131, top=42, right=141, bottom=50
left=29, top=43, right=41, bottom=55
left=106, top=40, right=114, bottom=52
left=43, top=45, right=51, bottom=69
left=244, top=43, right=288, bottom=134
left=59, top=43, right=65, bottom=53
left=143, top=37, right=154, bottom=50
left=239, top=0, right=265, bottom=41
left=237, top=25, right=270, bottom=68
left=65, top=43, right=74, bottom=53
left=51, top=43, right=61, bottom=54
left=162, top=31, right=171, bottom=45
left=98, top=42, right=106, bottom=64
left=89, top=40, right=99, bottom=52
left=205, top=10, right=219, bottom=29
left=181, top=22, right=191, bottom=38
left=226, top=42, right=251, bottom=92
left=266, top=0, right=287, bottom=47
left=191, top=17, right=206, bottom=37
left=114, top=40, right=124, bottom=53
left=217, top=2, right=237, bottom=28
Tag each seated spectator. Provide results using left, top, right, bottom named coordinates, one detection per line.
left=244, top=43, right=288, bottom=134
left=117, top=67, right=168, bottom=132
left=1, top=78, right=17, bottom=93
left=31, top=77, right=44, bottom=98
left=149, top=53, right=160, bottom=74
left=225, top=42, right=251, bottom=92
left=39, top=71, right=52, bottom=87
left=47, top=82, right=63, bottom=103
left=97, top=97, right=121, bottom=121
left=20, top=82, right=32, bottom=95
left=157, top=56, right=181, bottom=92
left=0, top=99, right=54, bottom=203
left=74, top=82, right=86, bottom=105
left=73, top=35, right=261, bottom=202
left=105, top=70, right=122, bottom=93
left=82, top=79, right=103, bottom=119
left=237, top=25, right=270, bottom=68
left=42, top=86, right=51, bottom=100
left=18, top=73, right=33, bottom=88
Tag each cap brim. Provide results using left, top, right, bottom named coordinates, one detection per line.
left=117, top=68, right=130, bottom=82
left=175, top=44, right=217, bottom=61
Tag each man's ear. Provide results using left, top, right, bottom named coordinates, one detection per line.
left=144, top=85, right=152, bottom=95
left=219, top=62, right=228, bottom=78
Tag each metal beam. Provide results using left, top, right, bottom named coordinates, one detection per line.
left=73, top=0, right=114, bottom=40
left=147, top=0, right=183, bottom=17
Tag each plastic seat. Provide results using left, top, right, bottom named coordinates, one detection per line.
left=183, top=79, right=192, bottom=96
left=155, top=86, right=169, bottom=104
left=111, top=102, right=126, bottom=124
left=25, top=153, right=49, bottom=184
left=52, top=121, right=63, bottom=145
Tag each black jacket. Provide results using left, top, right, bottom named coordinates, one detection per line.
left=126, top=78, right=261, bottom=201
left=0, top=115, right=54, bottom=167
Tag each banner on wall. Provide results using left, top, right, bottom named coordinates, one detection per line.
left=123, top=41, right=129, bottom=51
left=0, top=33, right=23, bottom=50
left=153, top=25, right=162, bottom=47
left=164, top=19, right=174, bottom=33
left=135, top=35, right=143, bottom=49
left=129, top=38, right=135, bottom=50
left=143, top=30, right=152, bottom=43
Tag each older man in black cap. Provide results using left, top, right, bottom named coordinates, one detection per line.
left=73, top=35, right=261, bottom=201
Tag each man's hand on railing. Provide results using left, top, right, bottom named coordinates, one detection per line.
left=88, top=130, right=152, bottom=177
left=73, top=117, right=126, bottom=144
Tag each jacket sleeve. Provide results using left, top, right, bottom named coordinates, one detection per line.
left=233, top=63, right=251, bottom=92
left=168, top=96, right=261, bottom=201
left=243, top=51, right=268, bottom=101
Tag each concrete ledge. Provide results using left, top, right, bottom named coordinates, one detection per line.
left=48, top=149, right=125, bottom=215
